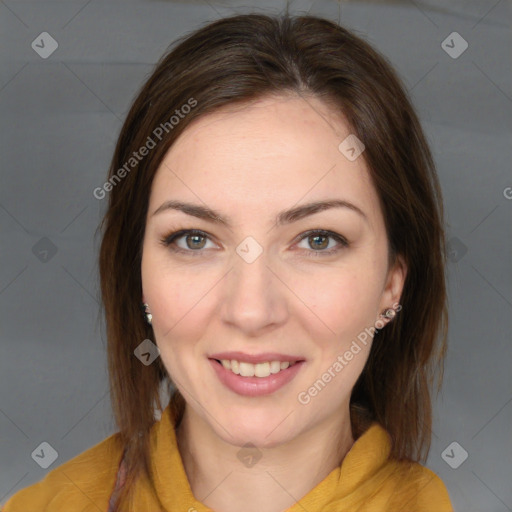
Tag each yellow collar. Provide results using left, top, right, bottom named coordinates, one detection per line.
left=148, top=402, right=392, bottom=511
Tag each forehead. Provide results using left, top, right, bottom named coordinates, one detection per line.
left=149, top=94, right=381, bottom=225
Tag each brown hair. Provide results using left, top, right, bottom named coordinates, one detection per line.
left=98, top=12, right=447, bottom=510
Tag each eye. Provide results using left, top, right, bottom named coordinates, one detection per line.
left=295, top=229, right=349, bottom=257
left=160, top=229, right=217, bottom=256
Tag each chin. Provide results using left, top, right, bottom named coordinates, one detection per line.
left=212, top=406, right=301, bottom=448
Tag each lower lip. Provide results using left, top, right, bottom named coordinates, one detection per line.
left=209, top=359, right=305, bottom=397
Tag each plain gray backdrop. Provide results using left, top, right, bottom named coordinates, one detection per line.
left=1, top=0, right=511, bottom=510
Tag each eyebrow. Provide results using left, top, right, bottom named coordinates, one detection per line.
left=151, top=199, right=367, bottom=227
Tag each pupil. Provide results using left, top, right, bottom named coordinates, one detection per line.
left=311, top=235, right=327, bottom=250
left=188, top=234, right=205, bottom=249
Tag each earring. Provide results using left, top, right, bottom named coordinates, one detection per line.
left=375, top=304, right=400, bottom=330
left=381, top=307, right=397, bottom=320
left=142, top=302, right=152, bottom=325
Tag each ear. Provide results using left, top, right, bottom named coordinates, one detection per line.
left=377, top=254, right=407, bottom=324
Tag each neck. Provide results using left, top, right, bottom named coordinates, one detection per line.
left=175, top=405, right=355, bottom=512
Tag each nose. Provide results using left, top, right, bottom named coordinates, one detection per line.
left=220, top=248, right=289, bottom=336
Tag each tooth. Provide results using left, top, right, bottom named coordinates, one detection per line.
left=239, top=362, right=255, bottom=377
left=269, top=361, right=281, bottom=374
left=231, top=360, right=240, bottom=374
left=254, top=362, right=270, bottom=378
left=222, top=359, right=298, bottom=377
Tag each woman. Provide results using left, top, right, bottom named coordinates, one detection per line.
left=3, top=12, right=453, bottom=512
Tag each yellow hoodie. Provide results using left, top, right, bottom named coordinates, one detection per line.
left=2, top=401, right=454, bottom=512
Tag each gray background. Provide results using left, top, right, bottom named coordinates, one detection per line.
left=1, top=0, right=511, bottom=510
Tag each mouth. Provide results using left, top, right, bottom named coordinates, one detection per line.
left=211, top=358, right=302, bottom=378
left=208, top=355, right=306, bottom=397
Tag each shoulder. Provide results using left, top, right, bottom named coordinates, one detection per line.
left=352, top=421, right=454, bottom=511
left=1, top=432, right=123, bottom=512
left=383, top=458, right=454, bottom=511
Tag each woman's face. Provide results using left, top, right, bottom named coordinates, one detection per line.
left=141, top=94, right=405, bottom=447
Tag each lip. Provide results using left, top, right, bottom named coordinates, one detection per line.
left=209, top=351, right=305, bottom=364
left=209, top=358, right=305, bottom=397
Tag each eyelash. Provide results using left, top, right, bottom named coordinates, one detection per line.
left=159, top=228, right=349, bottom=258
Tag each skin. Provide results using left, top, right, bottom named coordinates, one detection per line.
left=141, top=93, right=406, bottom=512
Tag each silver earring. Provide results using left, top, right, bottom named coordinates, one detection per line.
left=142, top=302, right=152, bottom=325
left=381, top=307, right=396, bottom=320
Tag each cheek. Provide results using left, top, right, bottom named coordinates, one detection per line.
left=290, top=263, right=382, bottom=343
left=141, top=249, right=218, bottom=353
left=145, top=273, right=202, bottom=335
left=141, top=270, right=202, bottom=382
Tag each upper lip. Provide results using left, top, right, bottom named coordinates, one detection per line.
left=209, top=351, right=305, bottom=364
